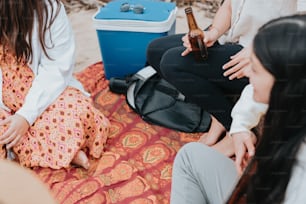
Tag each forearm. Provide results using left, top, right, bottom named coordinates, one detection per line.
left=210, top=0, right=232, bottom=38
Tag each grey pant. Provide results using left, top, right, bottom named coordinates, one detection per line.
left=170, top=142, right=239, bottom=204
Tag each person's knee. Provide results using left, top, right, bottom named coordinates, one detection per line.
left=175, top=142, right=209, bottom=163
left=173, top=142, right=200, bottom=171
left=159, top=47, right=185, bottom=79
left=146, top=39, right=160, bottom=64
left=146, top=36, right=173, bottom=72
left=146, top=37, right=161, bottom=56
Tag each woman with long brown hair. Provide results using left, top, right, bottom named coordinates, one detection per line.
left=0, top=0, right=110, bottom=169
left=170, top=14, right=306, bottom=204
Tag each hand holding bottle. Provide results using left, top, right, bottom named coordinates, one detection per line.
left=184, top=7, right=208, bottom=61
left=181, top=28, right=219, bottom=57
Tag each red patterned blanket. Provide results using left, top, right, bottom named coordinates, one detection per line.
left=33, top=62, right=201, bottom=204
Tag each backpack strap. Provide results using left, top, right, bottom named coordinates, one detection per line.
left=133, top=65, right=157, bottom=81
left=126, top=65, right=186, bottom=109
left=126, top=66, right=157, bottom=109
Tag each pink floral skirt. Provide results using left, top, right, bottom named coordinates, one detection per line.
left=0, top=49, right=110, bottom=169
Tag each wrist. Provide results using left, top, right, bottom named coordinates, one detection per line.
left=209, top=25, right=221, bottom=38
left=230, top=130, right=252, bottom=138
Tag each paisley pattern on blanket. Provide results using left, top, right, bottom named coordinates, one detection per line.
left=33, top=62, right=201, bottom=204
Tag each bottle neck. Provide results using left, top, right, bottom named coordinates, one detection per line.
left=185, top=10, right=198, bottom=30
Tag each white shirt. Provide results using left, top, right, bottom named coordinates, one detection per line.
left=0, top=1, right=88, bottom=125
left=284, top=141, right=306, bottom=203
left=219, top=0, right=306, bottom=47
left=230, top=84, right=268, bottom=135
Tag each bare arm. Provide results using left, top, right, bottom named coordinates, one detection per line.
left=209, top=0, right=232, bottom=38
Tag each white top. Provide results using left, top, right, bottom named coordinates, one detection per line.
left=230, top=84, right=268, bottom=135
left=284, top=141, right=306, bottom=203
left=219, top=0, right=306, bottom=47
left=0, top=0, right=88, bottom=125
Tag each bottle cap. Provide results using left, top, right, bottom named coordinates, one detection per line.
left=185, top=7, right=192, bottom=14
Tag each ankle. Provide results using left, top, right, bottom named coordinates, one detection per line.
left=72, top=150, right=90, bottom=169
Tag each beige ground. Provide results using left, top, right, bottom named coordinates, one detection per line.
left=68, top=6, right=213, bottom=73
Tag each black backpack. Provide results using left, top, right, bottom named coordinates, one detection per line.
left=125, top=66, right=211, bottom=133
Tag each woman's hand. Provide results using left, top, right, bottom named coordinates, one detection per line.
left=0, top=114, right=29, bottom=149
left=232, top=131, right=257, bottom=175
left=223, top=47, right=252, bottom=80
left=181, top=33, right=193, bottom=56
left=181, top=29, right=219, bottom=57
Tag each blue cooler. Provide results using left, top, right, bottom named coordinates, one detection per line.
left=93, top=0, right=177, bottom=79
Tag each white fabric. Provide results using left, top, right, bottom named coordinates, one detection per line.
left=284, top=142, right=306, bottom=203
left=297, top=1, right=306, bottom=11
left=230, top=84, right=268, bottom=135
left=219, top=0, right=306, bottom=47
left=0, top=0, right=89, bottom=125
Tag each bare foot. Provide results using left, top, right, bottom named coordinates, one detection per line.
left=72, top=150, right=90, bottom=169
left=198, top=116, right=226, bottom=146
left=211, top=132, right=235, bottom=157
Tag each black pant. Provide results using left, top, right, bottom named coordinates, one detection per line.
left=146, top=34, right=248, bottom=130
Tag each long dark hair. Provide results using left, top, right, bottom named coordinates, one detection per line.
left=0, top=0, right=61, bottom=63
left=228, top=14, right=306, bottom=203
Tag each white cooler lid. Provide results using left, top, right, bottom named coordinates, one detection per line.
left=93, top=0, right=177, bottom=33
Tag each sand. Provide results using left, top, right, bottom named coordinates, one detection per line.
left=68, top=6, right=213, bottom=73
